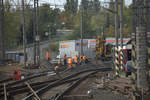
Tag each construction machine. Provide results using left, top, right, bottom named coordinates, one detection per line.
left=96, top=36, right=112, bottom=61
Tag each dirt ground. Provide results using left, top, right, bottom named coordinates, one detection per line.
left=0, top=65, right=23, bottom=80
left=67, top=77, right=130, bottom=100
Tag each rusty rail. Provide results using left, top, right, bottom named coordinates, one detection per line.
left=25, top=82, right=41, bottom=100
left=0, top=71, right=55, bottom=89
left=52, top=71, right=98, bottom=100
left=22, top=67, right=112, bottom=100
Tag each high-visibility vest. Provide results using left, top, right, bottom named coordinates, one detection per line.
left=83, top=56, right=86, bottom=61
left=68, top=58, right=72, bottom=64
left=54, top=66, right=59, bottom=71
left=74, top=56, right=78, bottom=63
left=64, top=55, right=67, bottom=60
left=125, top=68, right=128, bottom=71
left=46, top=52, right=51, bottom=59
left=80, top=56, right=83, bottom=62
left=12, top=70, right=21, bottom=80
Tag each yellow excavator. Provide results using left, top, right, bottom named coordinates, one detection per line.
left=96, top=36, right=112, bottom=61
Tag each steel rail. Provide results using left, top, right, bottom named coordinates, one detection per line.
left=0, top=79, right=58, bottom=97
left=22, top=78, right=80, bottom=100
left=4, top=83, right=7, bottom=100
left=0, top=71, right=54, bottom=89
left=0, top=70, right=54, bottom=85
left=25, top=82, right=41, bottom=100
left=22, top=67, right=112, bottom=100
left=0, top=78, right=58, bottom=93
left=0, top=78, right=13, bottom=85
left=52, top=71, right=98, bottom=100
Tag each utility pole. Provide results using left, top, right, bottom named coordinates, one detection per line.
left=36, top=0, right=40, bottom=67
left=135, top=0, right=149, bottom=99
left=21, top=0, right=27, bottom=68
left=0, top=0, right=5, bottom=65
left=115, top=0, right=119, bottom=51
left=115, top=0, right=119, bottom=52
left=34, top=0, right=40, bottom=67
left=120, top=0, right=123, bottom=70
left=80, top=0, right=84, bottom=56
left=145, top=0, right=150, bottom=98
left=33, top=0, right=36, bottom=65
left=131, top=0, right=138, bottom=99
left=114, top=0, right=119, bottom=76
left=145, top=0, right=150, bottom=67
left=120, top=0, right=123, bottom=48
left=136, top=0, right=148, bottom=90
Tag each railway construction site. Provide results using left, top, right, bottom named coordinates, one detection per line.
left=0, top=60, right=132, bottom=100
left=1, top=0, right=150, bottom=100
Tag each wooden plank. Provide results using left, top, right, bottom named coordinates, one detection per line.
left=4, top=83, right=7, bottom=100
left=63, top=95, right=90, bottom=100
left=25, top=82, right=41, bottom=100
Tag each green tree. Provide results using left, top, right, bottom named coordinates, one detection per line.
left=64, top=0, right=78, bottom=14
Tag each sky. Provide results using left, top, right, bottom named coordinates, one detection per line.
left=39, top=0, right=132, bottom=6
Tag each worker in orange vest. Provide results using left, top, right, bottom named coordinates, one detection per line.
left=79, top=56, right=83, bottom=65
left=54, top=65, right=62, bottom=78
left=54, top=65, right=59, bottom=71
left=46, top=51, right=51, bottom=61
left=64, top=54, right=67, bottom=65
left=68, top=58, right=73, bottom=68
left=83, top=55, right=86, bottom=64
left=74, top=55, right=78, bottom=65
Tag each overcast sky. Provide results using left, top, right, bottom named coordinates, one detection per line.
left=39, top=0, right=132, bottom=6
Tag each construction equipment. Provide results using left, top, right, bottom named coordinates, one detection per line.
left=96, top=36, right=112, bottom=61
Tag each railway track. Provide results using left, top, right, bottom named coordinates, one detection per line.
left=0, top=78, right=58, bottom=96
left=0, top=64, right=112, bottom=100
left=22, top=67, right=111, bottom=100
left=0, top=78, right=13, bottom=85
left=0, top=71, right=55, bottom=89
left=51, top=71, right=98, bottom=100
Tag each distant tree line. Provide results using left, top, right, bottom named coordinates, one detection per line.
left=3, top=0, right=132, bottom=49
left=62, top=0, right=132, bottom=40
